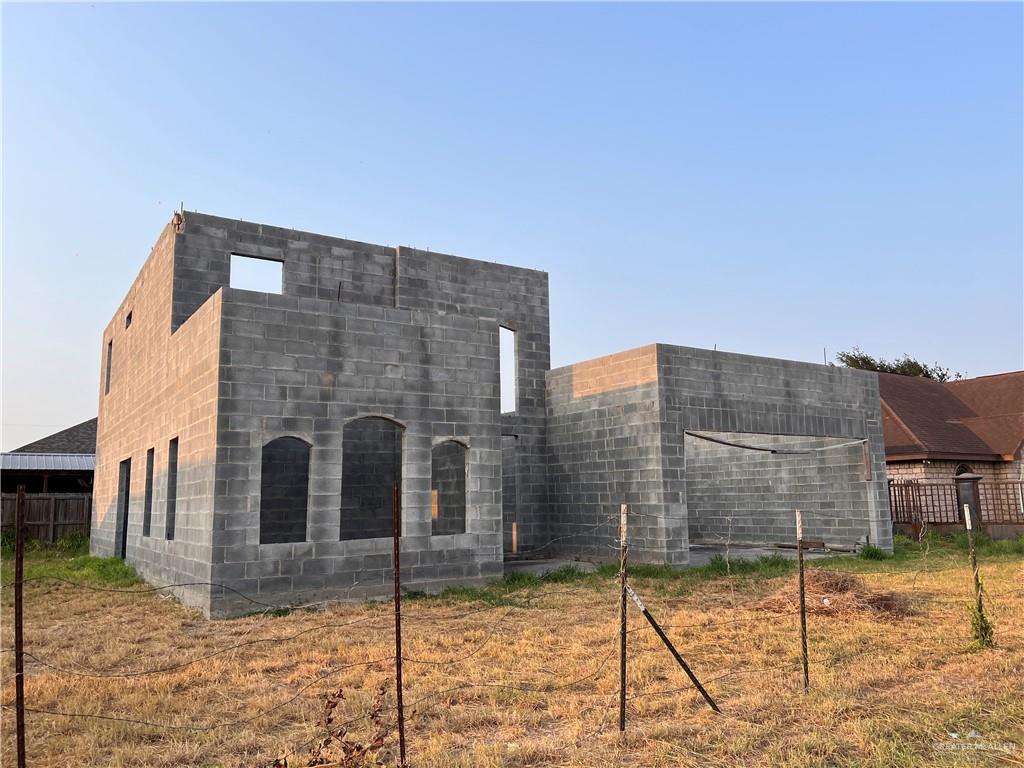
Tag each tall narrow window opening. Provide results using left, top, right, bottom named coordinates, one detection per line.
left=499, top=326, right=517, bottom=414
left=165, top=437, right=179, bottom=540
left=341, top=417, right=403, bottom=541
left=104, top=340, right=113, bottom=395
left=142, top=448, right=154, bottom=537
left=431, top=441, right=467, bottom=535
left=259, top=437, right=311, bottom=544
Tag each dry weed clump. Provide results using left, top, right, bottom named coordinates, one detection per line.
left=757, top=569, right=912, bottom=620
left=278, top=679, right=395, bottom=768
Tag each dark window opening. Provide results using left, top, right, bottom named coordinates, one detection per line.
left=165, top=437, right=178, bottom=540
left=125, top=311, right=133, bottom=329
left=104, top=340, right=113, bottom=395
left=116, top=458, right=131, bottom=559
left=142, top=448, right=154, bottom=537
left=431, top=441, right=467, bottom=536
left=341, top=417, right=403, bottom=540
left=230, top=253, right=283, bottom=294
left=259, top=436, right=311, bottom=544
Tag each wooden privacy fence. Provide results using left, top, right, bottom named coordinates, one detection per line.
left=0, top=494, right=91, bottom=543
left=889, top=481, right=1024, bottom=525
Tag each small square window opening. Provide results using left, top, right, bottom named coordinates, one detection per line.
left=230, top=253, right=283, bottom=294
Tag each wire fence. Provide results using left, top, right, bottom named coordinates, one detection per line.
left=1, top=489, right=1022, bottom=767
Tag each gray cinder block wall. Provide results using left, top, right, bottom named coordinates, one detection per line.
left=94, top=211, right=891, bottom=617
left=545, top=344, right=892, bottom=564
left=394, top=246, right=551, bottom=552
left=658, top=344, right=892, bottom=553
left=546, top=345, right=678, bottom=564
left=211, top=289, right=504, bottom=616
left=685, top=433, right=875, bottom=546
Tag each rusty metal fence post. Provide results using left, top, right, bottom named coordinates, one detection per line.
left=618, top=503, right=628, bottom=732
left=15, top=484, right=27, bottom=768
left=796, top=509, right=809, bottom=692
left=392, top=481, right=407, bottom=766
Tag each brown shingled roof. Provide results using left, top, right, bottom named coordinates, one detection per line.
left=878, top=371, right=1023, bottom=461
left=945, top=371, right=1024, bottom=457
left=881, top=400, right=923, bottom=455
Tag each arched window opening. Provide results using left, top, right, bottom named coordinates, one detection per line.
left=954, top=464, right=974, bottom=477
left=260, top=437, right=310, bottom=544
left=431, top=441, right=467, bottom=536
left=341, top=417, right=403, bottom=540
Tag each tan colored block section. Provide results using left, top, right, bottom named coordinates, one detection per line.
left=94, top=222, right=222, bottom=530
left=571, top=344, right=658, bottom=399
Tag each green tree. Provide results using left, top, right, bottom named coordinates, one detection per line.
left=835, top=347, right=963, bottom=382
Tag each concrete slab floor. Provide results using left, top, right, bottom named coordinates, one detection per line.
left=687, top=543, right=845, bottom=565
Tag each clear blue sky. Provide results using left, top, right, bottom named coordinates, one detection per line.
left=2, top=2, right=1022, bottom=450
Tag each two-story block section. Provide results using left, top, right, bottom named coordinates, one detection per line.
left=92, top=212, right=549, bottom=616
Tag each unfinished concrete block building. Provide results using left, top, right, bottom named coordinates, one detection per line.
left=92, top=211, right=892, bottom=616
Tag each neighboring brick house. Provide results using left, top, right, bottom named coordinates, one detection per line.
left=880, top=371, right=1023, bottom=533
left=92, top=211, right=892, bottom=616
left=879, top=371, right=1024, bottom=483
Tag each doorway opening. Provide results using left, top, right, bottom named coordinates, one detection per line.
left=502, top=434, right=519, bottom=557
left=116, top=458, right=131, bottom=559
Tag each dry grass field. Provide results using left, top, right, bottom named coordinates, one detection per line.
left=2, top=535, right=1022, bottom=768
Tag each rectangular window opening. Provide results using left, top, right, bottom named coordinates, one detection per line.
left=142, top=448, right=154, bottom=537
left=125, top=310, right=133, bottom=329
left=499, top=326, right=517, bottom=414
left=165, top=437, right=179, bottom=540
left=230, top=253, right=283, bottom=294
left=104, top=340, right=113, bottom=395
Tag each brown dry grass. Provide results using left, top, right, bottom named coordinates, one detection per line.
left=2, top=547, right=1022, bottom=768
